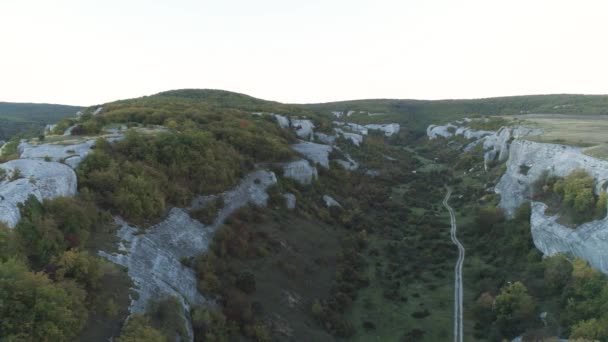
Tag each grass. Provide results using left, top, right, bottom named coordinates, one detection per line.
left=502, top=114, right=608, bottom=158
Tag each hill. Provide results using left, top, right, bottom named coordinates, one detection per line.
left=0, top=102, right=83, bottom=140
left=303, top=94, right=608, bottom=132
left=3, top=89, right=608, bottom=341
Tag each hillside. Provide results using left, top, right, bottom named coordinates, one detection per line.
left=303, top=94, right=608, bottom=132
left=0, top=102, right=83, bottom=140
left=2, top=89, right=608, bottom=341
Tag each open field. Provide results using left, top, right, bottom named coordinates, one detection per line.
left=502, top=114, right=608, bottom=159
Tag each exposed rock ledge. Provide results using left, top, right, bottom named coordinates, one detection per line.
left=496, top=139, right=608, bottom=216
left=0, top=159, right=77, bottom=228
left=531, top=202, right=608, bottom=274
left=100, top=170, right=277, bottom=341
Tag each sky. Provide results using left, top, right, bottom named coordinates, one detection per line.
left=1, top=0, right=608, bottom=105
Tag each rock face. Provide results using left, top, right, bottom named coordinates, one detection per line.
left=427, top=123, right=458, bottom=139
left=19, top=140, right=96, bottom=169
left=531, top=202, right=608, bottom=274
left=290, top=119, right=315, bottom=140
left=283, top=159, right=318, bottom=185
left=100, top=170, right=277, bottom=341
left=0, top=159, right=77, bottom=228
left=365, top=123, right=400, bottom=136
left=496, top=140, right=608, bottom=216
left=291, top=141, right=332, bottom=168
left=482, top=127, right=543, bottom=168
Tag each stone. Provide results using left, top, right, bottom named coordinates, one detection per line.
left=19, top=140, right=96, bottom=169
left=290, top=119, right=315, bottom=140
left=283, top=159, right=318, bottom=185
left=283, top=193, right=296, bottom=210
left=334, top=128, right=363, bottom=146
left=323, top=195, right=341, bottom=207
left=291, top=141, right=332, bottom=168
left=365, top=123, right=401, bottom=136
left=333, top=121, right=369, bottom=135
left=314, top=132, right=336, bottom=145
left=0, top=159, right=77, bottom=228
left=426, top=124, right=457, bottom=139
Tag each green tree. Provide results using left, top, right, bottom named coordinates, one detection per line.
left=116, top=315, right=166, bottom=342
left=494, top=281, right=536, bottom=335
left=0, top=258, right=88, bottom=341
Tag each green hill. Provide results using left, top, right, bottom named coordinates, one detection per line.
left=0, top=102, right=83, bottom=140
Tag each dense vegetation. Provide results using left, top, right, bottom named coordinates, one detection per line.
left=76, top=92, right=297, bottom=224
left=0, top=102, right=81, bottom=141
left=532, top=169, right=607, bottom=225
left=0, top=196, right=123, bottom=341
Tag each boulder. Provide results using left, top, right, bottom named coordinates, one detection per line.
left=290, top=119, right=315, bottom=140
left=283, top=159, right=318, bottom=185
left=291, top=141, right=332, bottom=168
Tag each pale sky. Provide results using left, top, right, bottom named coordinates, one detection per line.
left=2, top=0, right=608, bottom=105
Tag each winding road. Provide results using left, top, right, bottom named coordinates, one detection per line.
left=443, top=188, right=465, bottom=342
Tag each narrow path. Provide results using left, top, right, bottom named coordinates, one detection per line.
left=443, top=188, right=465, bottom=342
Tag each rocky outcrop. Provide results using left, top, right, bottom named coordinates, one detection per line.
left=427, top=123, right=458, bottom=139
left=365, top=123, right=400, bottom=136
left=334, top=128, right=363, bottom=146
left=531, top=202, right=608, bottom=274
left=291, top=119, right=315, bottom=140
left=19, top=140, right=96, bottom=169
left=482, top=127, right=543, bottom=168
left=100, top=170, right=277, bottom=341
left=283, top=159, right=318, bottom=185
left=291, top=141, right=332, bottom=168
left=0, top=159, right=77, bottom=228
left=496, top=140, right=608, bottom=216
left=334, top=121, right=369, bottom=135
left=314, top=133, right=336, bottom=145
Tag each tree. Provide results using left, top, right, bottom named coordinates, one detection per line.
left=0, top=258, right=88, bottom=341
left=543, top=254, right=572, bottom=293
left=570, top=318, right=608, bottom=340
left=494, top=281, right=536, bottom=335
left=116, top=315, right=166, bottom=342
left=52, top=250, right=104, bottom=289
